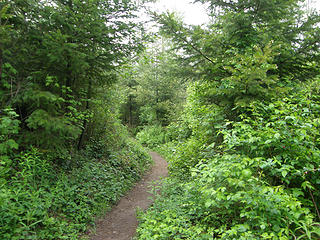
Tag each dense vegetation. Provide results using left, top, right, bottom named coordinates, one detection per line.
left=2, top=0, right=320, bottom=239
left=0, top=0, right=152, bottom=239
left=120, top=42, right=186, bottom=129
left=133, top=0, right=320, bottom=239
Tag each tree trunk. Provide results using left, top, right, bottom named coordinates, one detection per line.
left=77, top=79, right=92, bottom=150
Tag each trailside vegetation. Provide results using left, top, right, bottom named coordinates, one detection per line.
left=2, top=0, right=320, bottom=239
left=135, top=0, right=320, bottom=239
left=119, top=41, right=186, bottom=129
left=0, top=0, right=152, bottom=239
left=119, top=40, right=187, bottom=145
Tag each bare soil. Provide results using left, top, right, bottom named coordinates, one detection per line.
left=90, top=152, right=168, bottom=240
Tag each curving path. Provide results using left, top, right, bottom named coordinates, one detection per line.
left=90, top=152, right=168, bottom=240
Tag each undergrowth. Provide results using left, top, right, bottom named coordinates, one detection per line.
left=0, top=138, right=152, bottom=239
left=136, top=125, right=168, bottom=149
left=135, top=83, right=320, bottom=239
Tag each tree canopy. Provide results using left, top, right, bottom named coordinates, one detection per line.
left=1, top=0, right=320, bottom=239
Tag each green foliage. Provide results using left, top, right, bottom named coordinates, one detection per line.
left=25, top=108, right=81, bottom=148
left=0, top=0, right=147, bottom=155
left=218, top=44, right=282, bottom=108
left=157, top=0, right=320, bottom=81
left=0, top=138, right=152, bottom=239
left=136, top=1, right=320, bottom=235
left=190, top=156, right=315, bottom=239
left=163, top=137, right=204, bottom=179
left=220, top=90, right=320, bottom=203
left=136, top=125, right=167, bottom=149
left=119, top=40, right=186, bottom=128
left=136, top=82, right=320, bottom=239
left=136, top=178, right=213, bottom=240
left=1, top=0, right=319, bottom=239
left=137, top=157, right=319, bottom=239
left=0, top=108, right=19, bottom=179
left=0, top=108, right=19, bottom=154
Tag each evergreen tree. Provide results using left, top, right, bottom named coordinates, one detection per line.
left=0, top=0, right=146, bottom=153
left=154, top=0, right=320, bottom=120
left=120, top=39, right=186, bottom=127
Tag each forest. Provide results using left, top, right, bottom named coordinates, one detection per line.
left=0, top=0, right=320, bottom=239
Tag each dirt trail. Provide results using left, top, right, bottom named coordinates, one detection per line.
left=90, top=152, right=168, bottom=240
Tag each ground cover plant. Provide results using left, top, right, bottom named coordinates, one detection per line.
left=136, top=82, right=320, bottom=240
left=0, top=0, right=154, bottom=238
left=134, top=0, right=320, bottom=239
left=0, top=122, right=152, bottom=239
left=2, top=0, right=320, bottom=239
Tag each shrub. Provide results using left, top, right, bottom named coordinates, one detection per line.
left=136, top=84, right=320, bottom=239
left=136, top=154, right=319, bottom=239
left=136, top=125, right=167, bottom=148
left=0, top=139, right=152, bottom=239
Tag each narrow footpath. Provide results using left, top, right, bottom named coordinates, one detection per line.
left=90, top=152, right=168, bottom=240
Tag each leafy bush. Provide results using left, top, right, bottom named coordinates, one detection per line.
left=0, top=108, right=20, bottom=180
left=0, top=139, right=152, bottom=239
left=163, top=137, right=204, bottom=179
left=137, top=155, right=319, bottom=239
left=136, top=83, right=320, bottom=239
left=136, top=125, right=167, bottom=148
left=220, top=96, right=320, bottom=204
